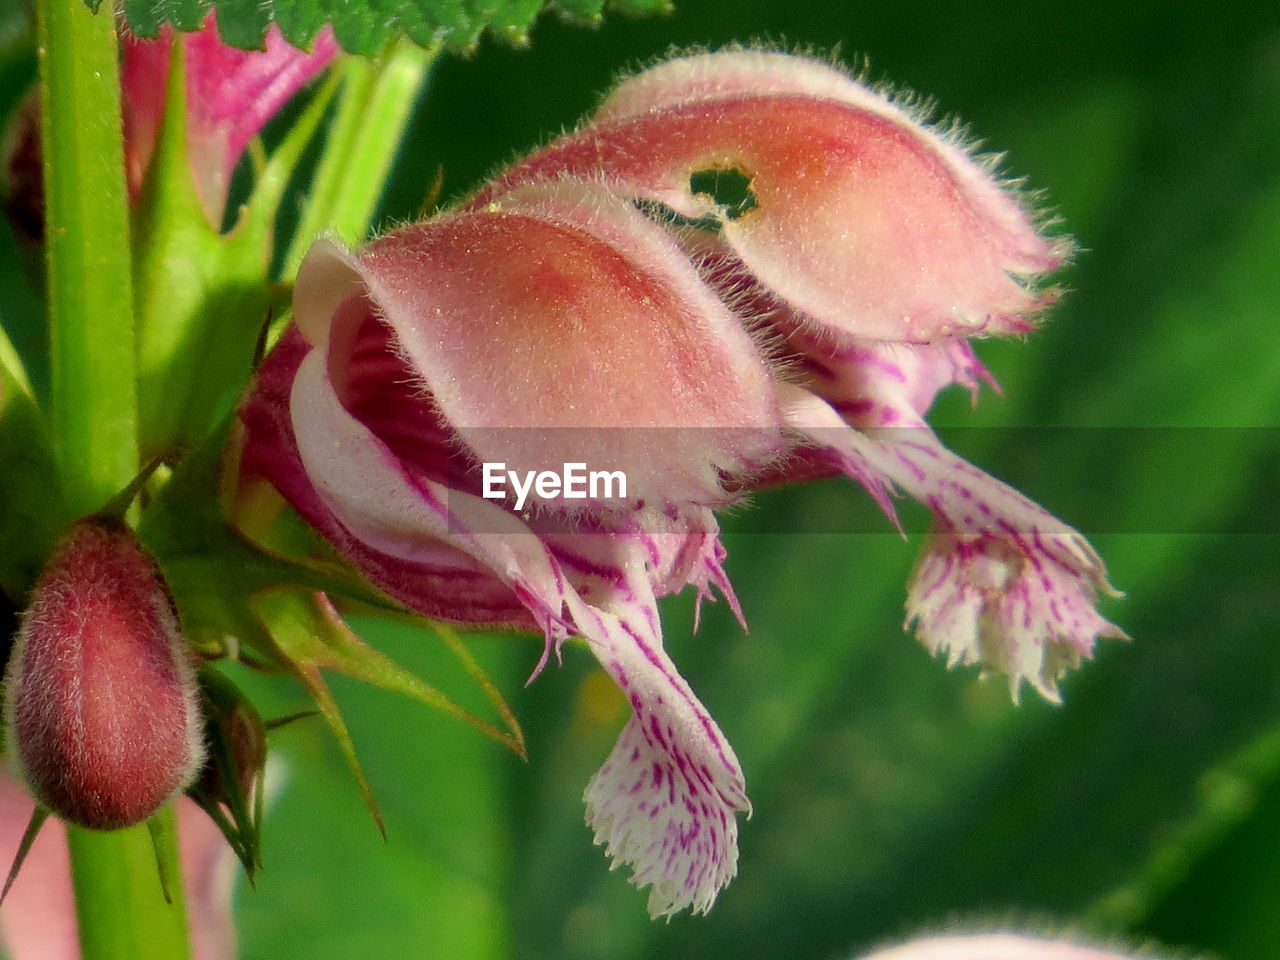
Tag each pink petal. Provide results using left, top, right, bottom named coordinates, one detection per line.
left=0, top=773, right=236, bottom=960
left=297, top=180, right=783, bottom=515
left=565, top=539, right=748, bottom=917
left=784, top=323, right=998, bottom=428
left=278, top=339, right=749, bottom=914
left=482, top=51, right=1064, bottom=342
left=778, top=379, right=1123, bottom=700
left=122, top=15, right=337, bottom=221
left=238, top=328, right=540, bottom=628
left=857, top=934, right=1164, bottom=960
left=290, top=342, right=577, bottom=647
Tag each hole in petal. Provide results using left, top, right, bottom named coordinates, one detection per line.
left=689, top=167, right=758, bottom=220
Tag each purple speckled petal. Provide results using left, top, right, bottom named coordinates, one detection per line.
left=557, top=533, right=749, bottom=917
left=779, top=381, right=1124, bottom=700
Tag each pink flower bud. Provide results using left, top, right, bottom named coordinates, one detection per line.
left=3, top=519, right=205, bottom=830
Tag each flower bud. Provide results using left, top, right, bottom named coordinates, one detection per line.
left=3, top=519, right=205, bottom=830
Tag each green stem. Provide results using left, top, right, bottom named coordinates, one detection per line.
left=281, top=41, right=437, bottom=277
left=38, top=0, right=138, bottom=517
left=67, top=808, right=193, bottom=960
left=38, top=1, right=184, bottom=956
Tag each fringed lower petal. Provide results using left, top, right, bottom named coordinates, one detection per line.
left=559, top=537, right=748, bottom=917
left=778, top=383, right=1124, bottom=700
left=281, top=349, right=750, bottom=916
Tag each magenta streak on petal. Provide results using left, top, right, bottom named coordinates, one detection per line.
left=290, top=346, right=598, bottom=676
left=610, top=615, right=740, bottom=785
left=330, top=308, right=485, bottom=497
left=777, top=382, right=1123, bottom=700
left=564, top=536, right=748, bottom=917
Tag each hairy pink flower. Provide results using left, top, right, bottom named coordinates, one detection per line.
left=122, top=14, right=337, bottom=222
left=239, top=49, right=1122, bottom=915
left=483, top=49, right=1120, bottom=700
left=855, top=934, right=1175, bottom=960
left=3, top=519, right=205, bottom=830
left=480, top=50, right=1066, bottom=342
left=242, top=179, right=786, bottom=915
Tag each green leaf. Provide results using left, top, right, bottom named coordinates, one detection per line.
left=131, top=35, right=338, bottom=459
left=106, top=0, right=672, bottom=54
left=255, top=589, right=526, bottom=757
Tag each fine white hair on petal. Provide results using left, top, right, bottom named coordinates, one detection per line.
left=591, top=48, right=1069, bottom=269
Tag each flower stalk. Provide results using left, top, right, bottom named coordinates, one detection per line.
left=281, top=39, right=436, bottom=277
left=38, top=0, right=137, bottom=517
left=34, top=0, right=193, bottom=954
left=67, top=810, right=192, bottom=960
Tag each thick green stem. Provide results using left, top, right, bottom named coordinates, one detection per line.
left=67, top=808, right=193, bottom=960
left=39, top=1, right=188, bottom=956
left=38, top=0, right=138, bottom=517
left=282, top=41, right=437, bottom=276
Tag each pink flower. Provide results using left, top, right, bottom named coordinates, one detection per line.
left=121, top=15, right=337, bottom=223
left=855, top=934, right=1175, bottom=960
left=241, top=179, right=786, bottom=915
left=238, top=49, right=1121, bottom=914
left=482, top=49, right=1122, bottom=700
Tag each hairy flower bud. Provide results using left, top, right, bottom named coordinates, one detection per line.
left=3, top=519, right=205, bottom=830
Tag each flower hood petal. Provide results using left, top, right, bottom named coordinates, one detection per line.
left=481, top=51, right=1065, bottom=342
left=296, top=180, right=782, bottom=514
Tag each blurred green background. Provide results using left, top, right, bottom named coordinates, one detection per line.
left=5, top=1, right=1280, bottom=958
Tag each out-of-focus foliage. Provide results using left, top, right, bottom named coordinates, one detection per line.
left=3, top=1, right=1279, bottom=958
